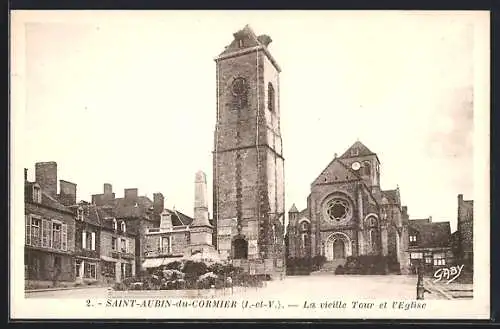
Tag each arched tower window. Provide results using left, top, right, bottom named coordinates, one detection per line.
left=362, top=161, right=371, bottom=176
left=268, top=82, right=275, bottom=112
left=300, top=221, right=310, bottom=232
left=301, top=233, right=309, bottom=249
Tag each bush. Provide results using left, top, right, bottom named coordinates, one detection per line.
left=165, top=261, right=183, bottom=271
left=342, top=255, right=391, bottom=275
left=182, top=261, right=208, bottom=280
left=335, top=265, right=345, bottom=275
left=312, top=255, right=327, bottom=271
left=286, top=257, right=312, bottom=275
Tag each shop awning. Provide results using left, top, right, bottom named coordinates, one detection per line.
left=142, top=258, right=164, bottom=268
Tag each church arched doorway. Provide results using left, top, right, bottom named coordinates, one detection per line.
left=233, top=237, right=248, bottom=259
left=324, top=232, right=352, bottom=261
left=332, top=239, right=345, bottom=259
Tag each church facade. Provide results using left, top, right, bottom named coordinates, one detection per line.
left=212, top=25, right=286, bottom=279
left=287, top=141, right=410, bottom=275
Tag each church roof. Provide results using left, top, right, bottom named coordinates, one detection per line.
left=216, top=25, right=281, bottom=72
left=381, top=189, right=400, bottom=205
left=339, top=141, right=378, bottom=160
left=289, top=204, right=299, bottom=213
left=218, top=25, right=269, bottom=57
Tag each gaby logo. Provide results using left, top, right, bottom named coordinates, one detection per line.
left=433, top=264, right=464, bottom=284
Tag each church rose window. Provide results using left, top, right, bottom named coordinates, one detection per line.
left=326, top=199, right=350, bottom=221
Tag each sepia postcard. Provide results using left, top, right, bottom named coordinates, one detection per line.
left=10, top=10, right=490, bottom=320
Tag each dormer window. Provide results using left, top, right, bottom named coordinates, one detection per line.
left=112, top=219, right=117, bottom=231
left=32, top=184, right=41, bottom=203
left=77, top=207, right=84, bottom=221
left=238, top=39, right=244, bottom=48
left=409, top=234, right=418, bottom=244
left=121, top=221, right=126, bottom=233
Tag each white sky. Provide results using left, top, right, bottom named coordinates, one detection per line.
left=18, top=11, right=483, bottom=232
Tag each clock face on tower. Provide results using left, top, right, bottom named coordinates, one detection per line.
left=351, top=161, right=361, bottom=171
left=231, top=77, right=247, bottom=96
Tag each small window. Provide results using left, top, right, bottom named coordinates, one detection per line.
left=351, top=148, right=359, bottom=157
left=33, top=185, right=42, bottom=203
left=301, top=222, right=309, bottom=231
left=433, top=252, right=446, bottom=266
left=121, top=221, right=126, bottom=233
left=112, top=219, right=117, bottom=231
left=238, top=39, right=244, bottom=48
left=409, top=235, right=417, bottom=242
left=77, top=207, right=84, bottom=221
left=111, top=237, right=117, bottom=250
left=120, top=238, right=127, bottom=253
left=410, top=252, right=423, bottom=259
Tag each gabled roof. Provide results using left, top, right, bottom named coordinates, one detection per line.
left=409, top=220, right=451, bottom=249
left=79, top=203, right=102, bottom=227
left=41, top=191, right=72, bottom=213
left=113, top=196, right=153, bottom=219
left=312, top=156, right=362, bottom=186
left=382, top=189, right=400, bottom=205
left=339, top=141, right=378, bottom=160
left=165, top=209, right=194, bottom=227
left=289, top=204, right=299, bottom=213
left=25, top=181, right=72, bottom=214
left=298, top=208, right=309, bottom=219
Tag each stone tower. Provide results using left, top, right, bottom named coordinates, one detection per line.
left=213, top=25, right=285, bottom=279
left=189, top=171, right=214, bottom=253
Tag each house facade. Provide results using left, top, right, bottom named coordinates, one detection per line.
left=73, top=202, right=102, bottom=283
left=24, top=162, right=76, bottom=285
left=408, top=217, right=453, bottom=274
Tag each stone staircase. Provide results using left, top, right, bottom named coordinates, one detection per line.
left=319, top=260, right=345, bottom=273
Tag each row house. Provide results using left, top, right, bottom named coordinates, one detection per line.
left=24, top=162, right=76, bottom=285
left=407, top=216, right=453, bottom=274
left=91, top=184, right=163, bottom=276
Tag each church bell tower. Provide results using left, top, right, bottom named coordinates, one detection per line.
left=213, top=25, right=285, bottom=278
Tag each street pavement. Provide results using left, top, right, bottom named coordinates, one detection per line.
left=25, top=274, right=448, bottom=300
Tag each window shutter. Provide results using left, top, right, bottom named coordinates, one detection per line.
left=91, top=232, right=96, bottom=251
left=82, top=231, right=87, bottom=249
left=42, top=219, right=51, bottom=248
left=62, top=224, right=67, bottom=251
left=126, top=239, right=130, bottom=253
left=25, top=215, right=31, bottom=246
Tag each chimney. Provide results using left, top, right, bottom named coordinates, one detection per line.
left=153, top=193, right=164, bottom=215
left=24, top=168, right=28, bottom=182
left=104, top=183, right=113, bottom=195
left=124, top=188, right=138, bottom=203
left=160, top=209, right=173, bottom=230
left=59, top=180, right=77, bottom=206
left=35, top=162, right=57, bottom=197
